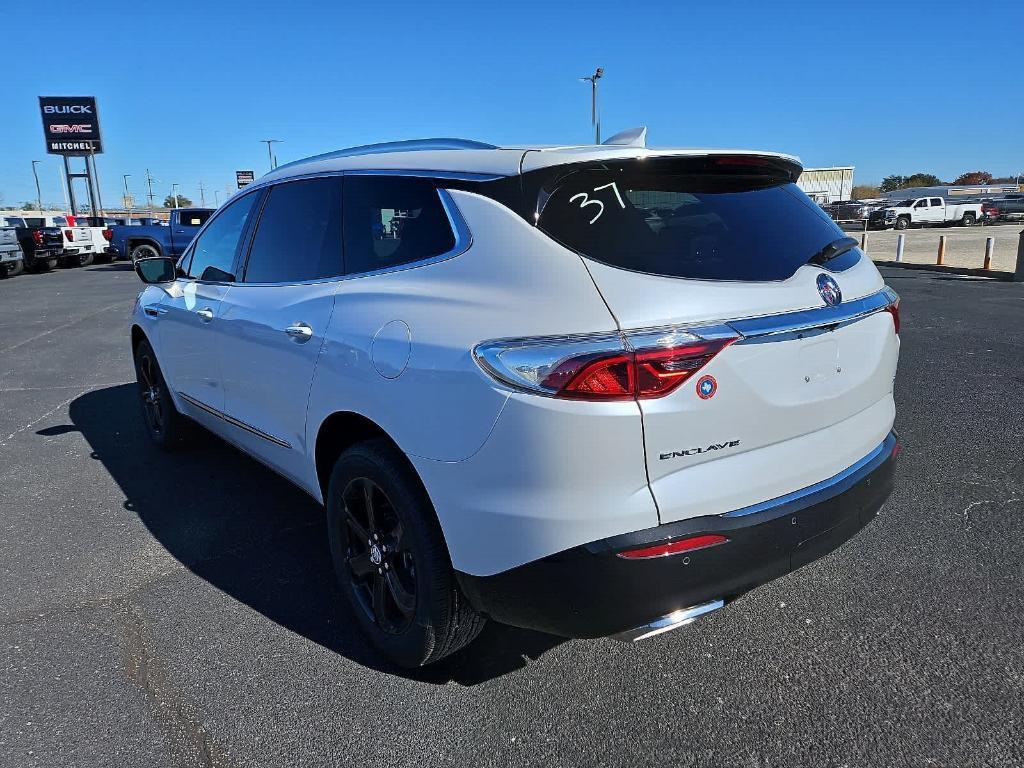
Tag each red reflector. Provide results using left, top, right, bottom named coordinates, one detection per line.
left=102, top=228, right=113, bottom=241
left=885, top=300, right=900, bottom=335
left=891, top=441, right=902, bottom=459
left=64, top=229, right=74, bottom=240
left=618, top=534, right=728, bottom=560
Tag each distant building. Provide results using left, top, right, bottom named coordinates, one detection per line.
left=796, top=167, right=854, bottom=204
left=883, top=183, right=1023, bottom=201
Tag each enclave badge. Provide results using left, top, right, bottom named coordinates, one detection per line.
left=816, top=273, right=842, bottom=306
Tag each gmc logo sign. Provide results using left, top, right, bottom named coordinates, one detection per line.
left=49, top=124, right=93, bottom=134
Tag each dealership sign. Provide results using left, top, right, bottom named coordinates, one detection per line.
left=236, top=170, right=255, bottom=188
left=39, top=96, right=103, bottom=155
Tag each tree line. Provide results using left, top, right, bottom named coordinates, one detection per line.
left=853, top=171, right=1018, bottom=199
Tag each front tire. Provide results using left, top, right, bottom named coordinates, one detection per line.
left=132, top=339, right=195, bottom=449
left=3, top=260, right=23, bottom=277
left=326, top=438, right=485, bottom=668
left=895, top=216, right=910, bottom=230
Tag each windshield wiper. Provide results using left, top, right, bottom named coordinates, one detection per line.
left=808, top=236, right=859, bottom=266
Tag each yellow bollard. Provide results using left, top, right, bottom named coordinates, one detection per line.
left=937, top=235, right=946, bottom=266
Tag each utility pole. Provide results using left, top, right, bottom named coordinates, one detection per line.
left=171, top=183, right=180, bottom=209
left=123, top=174, right=132, bottom=215
left=261, top=139, right=282, bottom=171
left=580, top=67, right=604, bottom=144
left=31, top=161, right=43, bottom=212
left=145, top=169, right=157, bottom=215
left=198, top=180, right=206, bottom=207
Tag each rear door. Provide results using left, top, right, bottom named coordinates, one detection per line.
left=216, top=177, right=343, bottom=483
left=532, top=157, right=900, bottom=522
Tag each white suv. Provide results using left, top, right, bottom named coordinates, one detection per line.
left=130, top=133, right=901, bottom=667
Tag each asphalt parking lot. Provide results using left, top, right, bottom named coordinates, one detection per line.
left=2, top=263, right=1022, bottom=768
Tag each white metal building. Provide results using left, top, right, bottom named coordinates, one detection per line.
left=797, top=167, right=854, bottom=204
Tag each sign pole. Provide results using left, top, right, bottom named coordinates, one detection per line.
left=88, top=145, right=105, bottom=215
left=63, top=156, right=78, bottom=215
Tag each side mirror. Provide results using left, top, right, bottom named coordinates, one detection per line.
left=135, top=256, right=176, bottom=284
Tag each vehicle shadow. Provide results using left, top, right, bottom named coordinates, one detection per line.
left=64, top=384, right=564, bottom=686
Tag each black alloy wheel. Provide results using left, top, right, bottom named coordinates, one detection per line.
left=342, top=477, right=417, bottom=634
left=136, top=347, right=166, bottom=439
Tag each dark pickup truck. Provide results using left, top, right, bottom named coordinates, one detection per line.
left=1, top=216, right=64, bottom=272
left=106, top=208, right=214, bottom=263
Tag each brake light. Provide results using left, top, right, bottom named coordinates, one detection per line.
left=102, top=228, right=113, bottom=241
left=618, top=534, right=729, bottom=559
left=66, top=215, right=76, bottom=226
left=32, top=230, right=44, bottom=245
left=475, top=332, right=736, bottom=402
left=64, top=229, right=74, bottom=240
left=884, top=299, right=900, bottom=335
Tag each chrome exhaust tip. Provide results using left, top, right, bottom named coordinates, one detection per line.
left=612, top=599, right=725, bottom=643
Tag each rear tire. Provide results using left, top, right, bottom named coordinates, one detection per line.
left=130, top=243, right=160, bottom=264
left=132, top=339, right=196, bottom=450
left=895, top=216, right=910, bottom=230
left=3, top=260, right=23, bottom=277
left=326, top=438, right=485, bottom=668
left=79, top=251, right=95, bottom=267
left=961, top=213, right=976, bottom=227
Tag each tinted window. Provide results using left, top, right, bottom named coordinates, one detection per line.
left=244, top=177, right=343, bottom=283
left=186, top=192, right=259, bottom=281
left=915, top=200, right=928, bottom=208
left=5, top=218, right=26, bottom=227
left=343, top=176, right=455, bottom=275
left=178, top=210, right=213, bottom=227
left=25, top=218, right=44, bottom=227
left=53, top=216, right=68, bottom=226
left=930, top=198, right=943, bottom=206
left=535, top=162, right=854, bottom=281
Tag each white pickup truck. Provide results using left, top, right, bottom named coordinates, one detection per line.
left=23, top=215, right=95, bottom=266
left=883, top=196, right=983, bottom=230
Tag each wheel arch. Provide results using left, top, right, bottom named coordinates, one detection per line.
left=130, top=323, right=149, bottom=352
left=314, top=411, right=418, bottom=503
left=127, top=238, right=162, bottom=255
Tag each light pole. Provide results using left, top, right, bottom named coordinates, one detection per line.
left=579, top=67, right=604, bottom=144
left=261, top=139, right=282, bottom=171
left=122, top=174, right=132, bottom=214
left=171, top=183, right=180, bottom=209
left=31, top=161, right=43, bottom=212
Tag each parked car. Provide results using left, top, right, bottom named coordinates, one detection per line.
left=0, top=220, right=25, bottom=277
left=107, top=208, right=212, bottom=263
left=882, top=197, right=983, bottom=229
left=129, top=135, right=901, bottom=667
left=74, top=216, right=118, bottom=264
left=2, top=216, right=64, bottom=272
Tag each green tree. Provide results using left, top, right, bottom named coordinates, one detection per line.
left=852, top=184, right=881, bottom=199
left=903, top=173, right=943, bottom=188
left=879, top=175, right=907, bottom=193
left=951, top=171, right=993, bottom=186
left=163, top=194, right=193, bottom=208
left=21, top=202, right=39, bottom=210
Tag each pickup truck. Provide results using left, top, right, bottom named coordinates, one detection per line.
left=0, top=221, right=25, bottom=277
left=992, top=194, right=1024, bottom=220
left=1, top=216, right=64, bottom=272
left=882, top=197, right=983, bottom=230
left=24, top=215, right=95, bottom=266
left=74, top=216, right=119, bottom=264
left=106, top=208, right=213, bottom=263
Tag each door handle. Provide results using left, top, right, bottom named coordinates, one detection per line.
left=196, top=307, right=215, bottom=322
left=285, top=323, right=314, bottom=342
left=143, top=306, right=167, bottom=318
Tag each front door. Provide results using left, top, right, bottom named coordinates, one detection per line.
left=216, top=177, right=344, bottom=484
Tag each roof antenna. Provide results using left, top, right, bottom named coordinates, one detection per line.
left=602, top=126, right=647, bottom=147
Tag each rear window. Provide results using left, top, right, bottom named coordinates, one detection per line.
left=180, top=211, right=212, bottom=227
left=533, top=160, right=854, bottom=281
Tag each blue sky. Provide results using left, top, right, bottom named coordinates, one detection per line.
left=2, top=0, right=1021, bottom=208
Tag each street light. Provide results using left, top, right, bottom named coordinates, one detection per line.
left=261, top=139, right=282, bottom=171
left=31, top=161, right=43, bottom=212
left=579, top=67, right=604, bottom=144
left=123, top=174, right=132, bottom=213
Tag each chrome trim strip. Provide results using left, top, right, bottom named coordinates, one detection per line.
left=728, top=287, right=897, bottom=340
left=178, top=393, right=292, bottom=449
left=721, top=432, right=896, bottom=519
left=612, top=599, right=725, bottom=642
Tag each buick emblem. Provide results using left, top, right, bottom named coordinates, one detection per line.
left=816, top=274, right=842, bottom=306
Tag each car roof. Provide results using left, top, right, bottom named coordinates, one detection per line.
left=256, top=135, right=802, bottom=186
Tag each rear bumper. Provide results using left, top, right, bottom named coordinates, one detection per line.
left=456, top=431, right=898, bottom=639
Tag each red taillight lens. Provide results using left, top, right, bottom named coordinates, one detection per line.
left=102, top=228, right=113, bottom=241
left=885, top=300, right=900, bottom=335
left=32, top=230, right=44, bottom=245
left=618, top=534, right=729, bottom=559
left=64, top=228, right=73, bottom=240
left=545, top=338, right=735, bottom=401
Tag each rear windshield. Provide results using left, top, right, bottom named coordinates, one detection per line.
left=533, top=159, right=853, bottom=281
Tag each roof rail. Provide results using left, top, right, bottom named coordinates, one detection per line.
left=274, top=138, right=499, bottom=172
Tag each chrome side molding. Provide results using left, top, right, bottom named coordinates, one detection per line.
left=729, top=287, right=898, bottom=340
left=612, top=599, right=725, bottom=642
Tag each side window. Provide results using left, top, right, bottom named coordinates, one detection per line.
left=186, top=192, right=259, bottom=282
left=342, top=176, right=456, bottom=275
left=930, top=198, right=943, bottom=206
left=915, top=199, right=928, bottom=208
left=243, top=177, right=343, bottom=283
